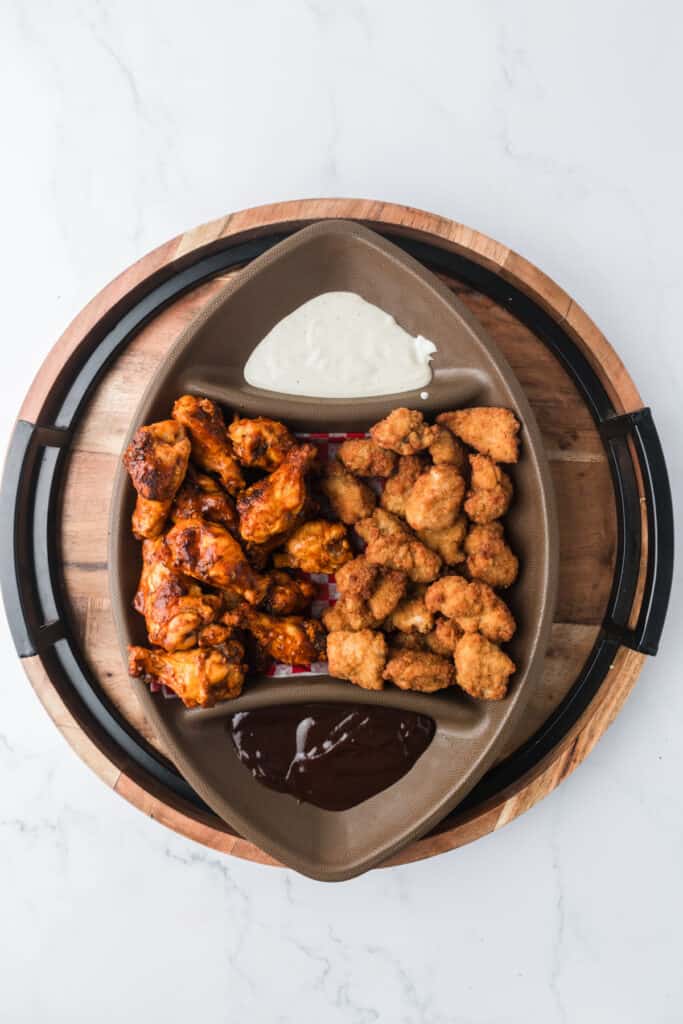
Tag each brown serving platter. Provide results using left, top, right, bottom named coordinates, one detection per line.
left=108, top=220, right=559, bottom=881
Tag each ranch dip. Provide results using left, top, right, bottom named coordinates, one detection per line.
left=243, top=291, right=437, bottom=398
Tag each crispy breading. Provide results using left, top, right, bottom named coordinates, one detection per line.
left=327, top=629, right=387, bottom=690
left=172, top=395, right=245, bottom=493
left=227, top=416, right=296, bottom=471
left=262, top=570, right=315, bottom=616
left=429, top=425, right=468, bottom=472
left=165, top=516, right=268, bottom=605
left=321, top=460, right=376, bottom=524
left=437, top=407, right=520, bottom=464
left=425, top=575, right=516, bottom=642
left=123, top=419, right=191, bottom=539
left=380, top=454, right=426, bottom=519
left=387, top=587, right=434, bottom=634
left=324, top=557, right=406, bottom=630
left=454, top=632, right=515, bottom=700
left=237, top=443, right=317, bottom=545
left=171, top=467, right=238, bottom=533
left=133, top=536, right=221, bottom=652
left=465, top=521, right=519, bottom=589
left=273, top=519, right=353, bottom=574
left=405, top=465, right=466, bottom=532
left=424, top=617, right=463, bottom=657
left=356, top=509, right=442, bottom=583
left=337, top=438, right=397, bottom=477
left=463, top=454, right=513, bottom=524
left=388, top=631, right=428, bottom=652
left=417, top=515, right=467, bottom=565
left=383, top=650, right=455, bottom=693
left=370, top=408, right=438, bottom=455
left=128, top=640, right=247, bottom=708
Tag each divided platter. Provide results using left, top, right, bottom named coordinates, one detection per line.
left=109, top=219, right=559, bottom=881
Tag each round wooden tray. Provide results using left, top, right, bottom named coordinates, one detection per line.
left=1, top=199, right=673, bottom=870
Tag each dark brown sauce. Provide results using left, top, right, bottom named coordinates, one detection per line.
left=228, top=703, right=435, bottom=811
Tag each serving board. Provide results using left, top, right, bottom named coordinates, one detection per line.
left=3, top=199, right=672, bottom=870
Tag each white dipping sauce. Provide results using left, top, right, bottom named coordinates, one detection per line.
left=243, top=291, right=437, bottom=398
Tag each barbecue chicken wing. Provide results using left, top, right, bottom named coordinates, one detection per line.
left=165, top=517, right=268, bottom=605
left=237, top=443, right=317, bottom=545
left=172, top=395, right=244, bottom=494
left=233, top=606, right=326, bottom=666
left=273, top=519, right=353, bottom=574
left=133, top=537, right=221, bottom=651
left=262, top=570, right=315, bottom=616
left=123, top=419, right=190, bottom=539
left=171, top=467, right=238, bottom=533
left=227, top=416, right=296, bottom=471
left=128, top=639, right=247, bottom=707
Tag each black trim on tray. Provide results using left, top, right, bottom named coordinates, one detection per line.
left=0, top=227, right=674, bottom=822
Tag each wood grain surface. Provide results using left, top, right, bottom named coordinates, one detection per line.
left=20, top=199, right=649, bottom=869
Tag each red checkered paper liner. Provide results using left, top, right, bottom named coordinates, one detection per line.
left=150, top=432, right=369, bottom=697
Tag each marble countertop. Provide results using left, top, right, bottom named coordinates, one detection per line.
left=1, top=2, right=681, bottom=1021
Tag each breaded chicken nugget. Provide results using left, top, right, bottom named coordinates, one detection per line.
left=405, top=465, right=466, bottom=532
left=417, top=516, right=467, bottom=565
left=425, top=576, right=515, bottom=642
left=464, top=454, right=512, bottom=524
left=424, top=617, right=463, bottom=657
left=370, top=408, right=438, bottom=455
left=464, top=522, right=519, bottom=589
left=356, top=509, right=442, bottom=583
left=327, top=629, right=387, bottom=690
left=429, top=425, right=468, bottom=473
left=321, top=460, right=376, bottom=524
left=324, top=556, right=407, bottom=631
left=383, top=650, right=455, bottom=693
left=337, top=438, right=397, bottom=478
left=437, top=407, right=520, bottom=464
left=387, top=587, right=434, bottom=634
left=381, top=455, right=426, bottom=519
left=454, top=633, right=515, bottom=700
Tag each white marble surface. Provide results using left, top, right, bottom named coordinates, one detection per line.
left=1, top=2, right=682, bottom=1020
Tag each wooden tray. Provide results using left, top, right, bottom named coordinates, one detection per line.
left=1, top=199, right=673, bottom=870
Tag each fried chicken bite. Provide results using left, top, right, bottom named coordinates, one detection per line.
left=383, top=650, right=455, bottom=693
left=227, top=415, right=296, bottom=471
left=273, top=519, right=353, bottom=574
left=387, top=586, right=434, bottom=635
left=321, top=460, right=376, bottom=524
left=463, top=454, right=513, bottom=524
left=454, top=633, right=515, bottom=700
left=380, top=455, right=426, bottom=519
left=327, top=629, right=387, bottom=690
left=323, top=557, right=406, bottom=631
left=262, top=570, right=315, bottom=616
left=133, top=536, right=221, bottom=651
left=123, top=419, right=191, bottom=540
left=337, top=438, right=397, bottom=478
left=128, top=640, right=247, bottom=708
left=437, top=407, right=520, bottom=464
left=356, top=509, right=441, bottom=583
left=237, top=443, right=317, bottom=545
left=465, top=521, right=519, bottom=589
left=425, top=576, right=516, bottom=642
left=389, top=631, right=428, bottom=652
left=235, top=606, right=326, bottom=666
left=171, top=467, right=238, bottom=533
left=172, top=395, right=244, bottom=494
left=165, top=517, right=268, bottom=605
left=429, top=425, right=468, bottom=473
left=405, top=465, right=466, bottom=532
left=370, top=408, right=438, bottom=455
left=424, top=617, right=463, bottom=657
left=417, top=516, right=467, bottom=566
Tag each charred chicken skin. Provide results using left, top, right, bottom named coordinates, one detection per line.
left=171, top=467, right=238, bottom=533
left=123, top=419, right=190, bottom=540
left=231, top=606, right=326, bottom=666
left=172, top=395, right=245, bottom=494
left=273, top=519, right=353, bottom=574
left=128, top=639, right=247, bottom=708
left=165, top=517, right=268, bottom=605
left=237, top=443, right=317, bottom=545
left=227, top=415, right=296, bottom=471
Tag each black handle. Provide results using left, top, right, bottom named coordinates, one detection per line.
left=600, top=408, right=674, bottom=655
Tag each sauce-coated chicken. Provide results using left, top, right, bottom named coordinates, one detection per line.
left=123, top=419, right=190, bottom=539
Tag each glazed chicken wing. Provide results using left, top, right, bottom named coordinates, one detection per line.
left=236, top=606, right=326, bottom=666
left=227, top=416, right=296, bottom=471
left=356, top=509, right=441, bottom=583
left=262, top=570, right=315, bottom=616
left=273, top=519, right=353, bottom=574
left=128, top=639, right=247, bottom=708
left=405, top=465, right=466, bottom=532
left=165, top=517, right=268, bottom=605
left=454, top=632, right=515, bottom=700
left=321, top=460, right=376, bottom=524
left=133, top=537, right=221, bottom=651
left=465, top=521, right=519, bottom=589
left=326, top=629, right=387, bottom=690
left=123, top=419, right=190, bottom=539
left=383, top=650, right=455, bottom=693
left=417, top=516, right=467, bottom=566
left=336, top=438, right=397, bottom=478
left=172, top=395, right=245, bottom=494
left=425, top=575, right=516, bottom=642
left=380, top=455, right=426, bottom=519
left=437, top=407, right=520, bottom=464
left=370, top=408, right=438, bottom=455
left=171, top=467, right=238, bottom=533
left=237, top=443, right=317, bottom=545
left=463, top=454, right=513, bottom=524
